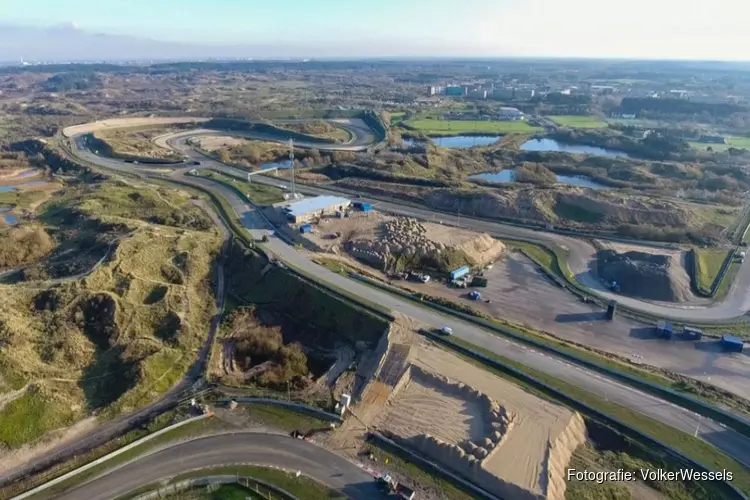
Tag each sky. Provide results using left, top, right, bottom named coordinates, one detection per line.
left=2, top=0, right=750, bottom=60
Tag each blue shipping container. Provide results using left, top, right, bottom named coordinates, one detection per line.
left=352, top=201, right=364, bottom=209
left=299, top=224, right=312, bottom=234
left=722, top=334, right=744, bottom=353
left=450, top=266, right=471, bottom=280
left=361, top=203, right=373, bottom=212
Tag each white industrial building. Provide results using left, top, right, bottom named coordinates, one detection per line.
left=281, top=195, right=351, bottom=224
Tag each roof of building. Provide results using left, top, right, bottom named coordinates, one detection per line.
left=284, top=195, right=351, bottom=217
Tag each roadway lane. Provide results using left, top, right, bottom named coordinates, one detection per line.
left=54, top=433, right=382, bottom=500
left=68, top=132, right=750, bottom=466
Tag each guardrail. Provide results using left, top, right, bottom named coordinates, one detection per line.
left=369, top=432, right=499, bottom=500
left=12, top=414, right=210, bottom=500
left=425, top=332, right=747, bottom=500
left=347, top=272, right=750, bottom=440
left=218, top=397, right=342, bottom=423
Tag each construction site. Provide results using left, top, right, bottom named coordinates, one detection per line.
left=328, top=321, right=589, bottom=500
left=298, top=208, right=506, bottom=274
left=593, top=241, right=696, bottom=303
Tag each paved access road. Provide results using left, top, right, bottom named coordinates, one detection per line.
left=66, top=126, right=750, bottom=467
left=54, top=433, right=382, bottom=500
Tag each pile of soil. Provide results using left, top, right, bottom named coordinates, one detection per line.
left=596, top=249, right=692, bottom=302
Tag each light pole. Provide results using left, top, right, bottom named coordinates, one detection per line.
left=289, top=139, right=296, bottom=199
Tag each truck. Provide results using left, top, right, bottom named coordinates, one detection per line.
left=449, top=265, right=470, bottom=281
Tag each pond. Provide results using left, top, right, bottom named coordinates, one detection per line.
left=260, top=160, right=292, bottom=170
left=404, top=135, right=502, bottom=149
left=3, top=214, right=18, bottom=225
left=471, top=169, right=612, bottom=190
left=520, top=138, right=633, bottom=158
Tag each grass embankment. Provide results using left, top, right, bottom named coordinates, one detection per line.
left=125, top=465, right=343, bottom=500
left=364, top=442, right=476, bottom=500
left=276, top=120, right=352, bottom=143
left=547, top=115, right=608, bottom=128
left=10, top=412, right=225, bottom=500
left=193, top=169, right=284, bottom=205
left=441, top=335, right=750, bottom=498
left=0, top=180, right=223, bottom=449
left=402, top=118, right=542, bottom=136
left=689, top=136, right=750, bottom=151
left=0, top=190, right=52, bottom=209
left=93, top=126, right=182, bottom=159
left=695, top=249, right=731, bottom=294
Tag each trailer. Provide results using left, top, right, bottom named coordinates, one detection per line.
left=655, top=320, right=673, bottom=339
left=299, top=224, right=312, bottom=234
left=682, top=326, right=703, bottom=341
left=471, top=276, right=488, bottom=287
left=721, top=334, right=744, bottom=353
left=450, top=265, right=471, bottom=281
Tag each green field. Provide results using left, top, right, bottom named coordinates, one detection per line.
left=548, top=115, right=608, bottom=128
left=403, top=118, right=542, bottom=136
left=389, top=111, right=406, bottom=124
left=695, top=249, right=729, bottom=293
left=690, top=136, right=750, bottom=151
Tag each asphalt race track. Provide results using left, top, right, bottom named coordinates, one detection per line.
left=62, top=121, right=750, bottom=469
left=53, top=433, right=382, bottom=500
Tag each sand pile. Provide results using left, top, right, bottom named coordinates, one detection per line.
left=378, top=343, right=587, bottom=500
left=596, top=249, right=692, bottom=302
left=344, top=216, right=504, bottom=271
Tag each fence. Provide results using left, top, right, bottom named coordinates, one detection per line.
left=131, top=473, right=298, bottom=500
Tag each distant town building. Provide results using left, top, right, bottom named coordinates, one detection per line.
left=514, top=88, right=536, bottom=101
left=427, top=85, right=444, bottom=96
left=466, top=88, right=487, bottom=100
left=445, top=85, right=465, bottom=96
left=493, top=87, right=515, bottom=100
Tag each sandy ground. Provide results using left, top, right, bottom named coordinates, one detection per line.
left=0, top=169, right=42, bottom=183
left=193, top=135, right=251, bottom=152
left=375, top=367, right=490, bottom=445
left=376, top=341, right=585, bottom=500
left=405, top=251, right=750, bottom=401
left=596, top=240, right=696, bottom=303
left=307, top=211, right=505, bottom=266
left=62, top=117, right=209, bottom=138
left=0, top=416, right=98, bottom=474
